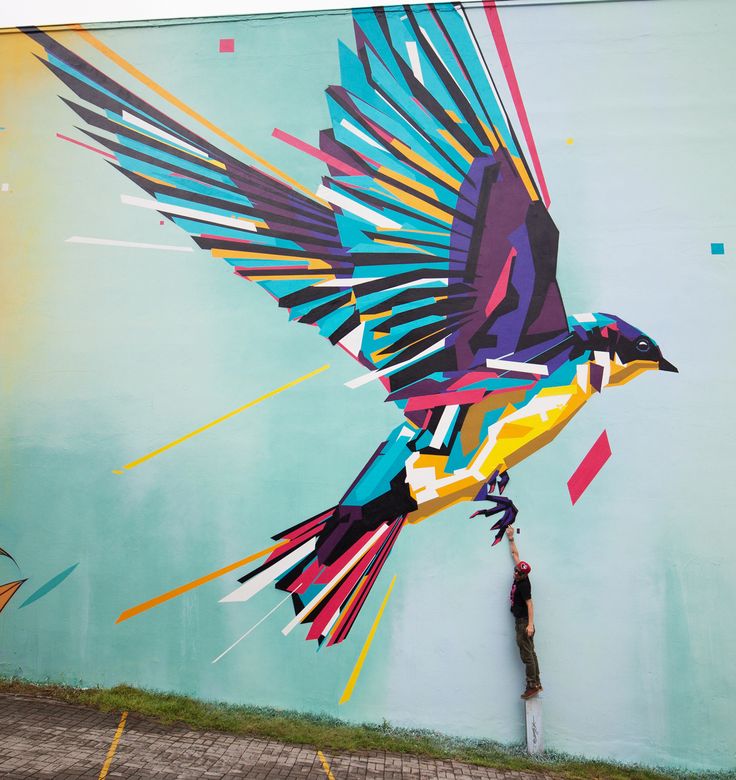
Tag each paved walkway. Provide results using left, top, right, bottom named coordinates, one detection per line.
left=0, top=693, right=556, bottom=780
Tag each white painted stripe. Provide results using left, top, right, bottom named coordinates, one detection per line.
left=405, top=41, right=424, bottom=84
left=593, top=350, right=611, bottom=387
left=219, top=538, right=317, bottom=603
left=419, top=27, right=463, bottom=93
left=485, top=358, right=549, bottom=376
left=316, top=185, right=401, bottom=230
left=319, top=602, right=343, bottom=641
left=281, top=524, right=389, bottom=636
left=345, top=337, right=446, bottom=389
left=318, top=277, right=441, bottom=291
left=338, top=322, right=365, bottom=359
left=315, top=277, right=379, bottom=287
left=573, top=312, right=597, bottom=323
left=430, top=404, right=459, bottom=449
left=576, top=363, right=589, bottom=392
left=121, top=194, right=257, bottom=232
left=383, top=277, right=445, bottom=293
left=66, top=236, right=193, bottom=252
left=212, top=592, right=292, bottom=664
left=122, top=110, right=210, bottom=158
left=339, top=118, right=386, bottom=151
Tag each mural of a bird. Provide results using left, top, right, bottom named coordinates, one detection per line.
left=26, top=2, right=676, bottom=647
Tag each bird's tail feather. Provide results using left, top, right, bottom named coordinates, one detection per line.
left=224, top=508, right=405, bottom=646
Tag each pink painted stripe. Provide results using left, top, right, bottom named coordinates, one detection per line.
left=567, top=430, right=612, bottom=506
left=272, top=127, right=362, bottom=177
left=201, top=233, right=252, bottom=244
left=404, top=387, right=486, bottom=412
left=485, top=247, right=515, bottom=317
left=484, top=3, right=551, bottom=207
left=56, top=133, right=116, bottom=160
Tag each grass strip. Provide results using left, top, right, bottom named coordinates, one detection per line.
left=0, top=677, right=730, bottom=780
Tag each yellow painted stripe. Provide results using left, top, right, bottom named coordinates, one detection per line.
left=98, top=711, right=127, bottom=780
left=70, top=26, right=325, bottom=205
left=446, top=109, right=462, bottom=123
left=511, top=154, right=539, bottom=202
left=116, top=542, right=286, bottom=623
left=114, top=364, right=329, bottom=472
left=390, top=139, right=461, bottom=190
left=377, top=165, right=438, bottom=201
left=374, top=238, right=432, bottom=255
left=480, top=121, right=501, bottom=152
left=339, top=574, right=397, bottom=704
left=438, top=128, right=474, bottom=164
left=317, top=750, right=337, bottom=780
left=239, top=273, right=332, bottom=281
left=133, top=171, right=173, bottom=188
left=378, top=181, right=453, bottom=225
left=211, top=248, right=329, bottom=268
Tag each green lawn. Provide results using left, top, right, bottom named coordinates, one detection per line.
left=0, top=678, right=730, bottom=780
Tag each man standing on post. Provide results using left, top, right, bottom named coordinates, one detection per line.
left=506, top=526, right=542, bottom=699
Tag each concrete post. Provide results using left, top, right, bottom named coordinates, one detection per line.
left=525, top=697, right=543, bottom=754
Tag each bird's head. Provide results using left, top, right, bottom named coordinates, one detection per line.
left=569, top=313, right=677, bottom=390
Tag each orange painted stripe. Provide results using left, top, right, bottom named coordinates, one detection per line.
left=480, top=121, right=501, bottom=152
left=378, top=180, right=453, bottom=225
left=211, top=248, right=330, bottom=268
left=438, top=128, right=474, bottom=164
left=390, top=139, right=461, bottom=190
left=377, top=165, right=438, bottom=201
left=116, top=542, right=286, bottom=623
left=70, top=26, right=325, bottom=205
left=374, top=238, right=431, bottom=255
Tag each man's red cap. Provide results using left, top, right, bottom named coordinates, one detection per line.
left=516, top=561, right=531, bottom=574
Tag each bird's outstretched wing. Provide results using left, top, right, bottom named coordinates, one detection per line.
left=26, top=3, right=568, bottom=402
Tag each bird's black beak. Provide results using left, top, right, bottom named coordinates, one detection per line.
left=658, top=357, right=678, bottom=373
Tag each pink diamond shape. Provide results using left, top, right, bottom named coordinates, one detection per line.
left=219, top=38, right=235, bottom=53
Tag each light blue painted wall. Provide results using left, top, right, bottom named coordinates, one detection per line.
left=1, top=0, right=734, bottom=772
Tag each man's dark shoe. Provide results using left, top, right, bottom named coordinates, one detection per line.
left=520, top=686, right=540, bottom=699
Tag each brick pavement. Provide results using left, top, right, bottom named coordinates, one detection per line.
left=0, top=693, right=556, bottom=780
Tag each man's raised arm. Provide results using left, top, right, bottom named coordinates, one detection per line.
left=506, top=526, right=521, bottom=565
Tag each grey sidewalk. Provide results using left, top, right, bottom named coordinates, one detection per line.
left=0, top=693, right=557, bottom=780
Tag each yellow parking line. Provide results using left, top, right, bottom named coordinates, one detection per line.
left=99, top=711, right=128, bottom=780
left=317, top=750, right=337, bottom=780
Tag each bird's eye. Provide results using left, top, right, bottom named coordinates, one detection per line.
left=635, top=337, right=651, bottom=353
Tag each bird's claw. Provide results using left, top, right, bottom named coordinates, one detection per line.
left=470, top=494, right=518, bottom=545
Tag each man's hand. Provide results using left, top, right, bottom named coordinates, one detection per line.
left=506, top=527, right=515, bottom=540
left=526, top=623, right=535, bottom=638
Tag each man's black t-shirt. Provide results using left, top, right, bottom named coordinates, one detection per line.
left=510, top=576, right=532, bottom=619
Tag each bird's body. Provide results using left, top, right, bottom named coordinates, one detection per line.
left=27, top=3, right=676, bottom=648
left=335, top=311, right=672, bottom=531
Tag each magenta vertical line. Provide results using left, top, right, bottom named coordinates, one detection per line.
left=483, top=2, right=551, bottom=207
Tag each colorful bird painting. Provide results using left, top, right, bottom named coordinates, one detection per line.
left=25, top=2, right=676, bottom=648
